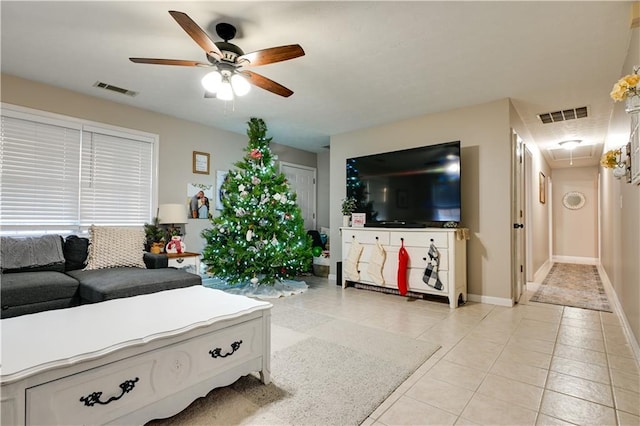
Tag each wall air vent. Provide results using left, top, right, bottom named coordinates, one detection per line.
left=537, top=106, right=588, bottom=124
left=93, top=81, right=138, bottom=97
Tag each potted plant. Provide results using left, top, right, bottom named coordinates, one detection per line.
left=144, top=218, right=166, bottom=253
left=341, top=197, right=357, bottom=227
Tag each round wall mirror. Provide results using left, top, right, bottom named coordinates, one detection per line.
left=562, top=191, right=586, bottom=210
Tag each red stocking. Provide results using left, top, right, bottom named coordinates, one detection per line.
left=397, top=239, right=409, bottom=295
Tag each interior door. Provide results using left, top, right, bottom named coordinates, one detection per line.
left=280, top=162, right=317, bottom=230
left=511, top=130, right=526, bottom=303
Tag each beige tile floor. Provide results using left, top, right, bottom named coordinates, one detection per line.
left=271, top=276, right=639, bottom=426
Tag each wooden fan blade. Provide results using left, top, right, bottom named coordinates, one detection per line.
left=237, top=44, right=304, bottom=67
left=169, top=10, right=223, bottom=58
left=129, top=58, right=210, bottom=67
left=240, top=71, right=294, bottom=97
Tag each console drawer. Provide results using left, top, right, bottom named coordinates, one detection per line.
left=388, top=232, right=448, bottom=248
left=26, top=318, right=263, bottom=425
left=342, top=229, right=390, bottom=245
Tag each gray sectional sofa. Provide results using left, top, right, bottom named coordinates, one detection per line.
left=1, top=234, right=202, bottom=319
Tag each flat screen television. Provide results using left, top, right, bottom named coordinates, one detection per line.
left=346, top=141, right=461, bottom=227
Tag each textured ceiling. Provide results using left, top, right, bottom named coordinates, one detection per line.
left=0, top=1, right=636, bottom=168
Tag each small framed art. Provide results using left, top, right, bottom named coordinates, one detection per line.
left=193, top=151, right=210, bottom=175
left=539, top=171, right=546, bottom=204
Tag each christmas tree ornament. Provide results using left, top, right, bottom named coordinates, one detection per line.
left=246, top=229, right=253, bottom=241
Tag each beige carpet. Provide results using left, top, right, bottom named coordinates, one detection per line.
left=530, top=263, right=612, bottom=312
left=147, top=305, right=440, bottom=425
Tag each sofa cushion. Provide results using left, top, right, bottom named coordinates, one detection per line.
left=64, top=235, right=90, bottom=271
left=85, top=226, right=146, bottom=270
left=1, top=298, right=80, bottom=319
left=0, top=235, right=65, bottom=273
left=1, top=271, right=80, bottom=309
left=69, top=267, right=201, bottom=303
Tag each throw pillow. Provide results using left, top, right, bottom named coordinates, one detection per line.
left=63, top=235, right=90, bottom=271
left=84, top=226, right=146, bottom=270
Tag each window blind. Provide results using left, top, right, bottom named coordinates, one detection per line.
left=0, top=106, right=157, bottom=235
left=80, top=129, right=154, bottom=228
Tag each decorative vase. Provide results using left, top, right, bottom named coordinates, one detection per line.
left=150, top=242, right=164, bottom=254
left=612, top=164, right=627, bottom=179
left=342, top=215, right=351, bottom=227
left=625, top=95, right=640, bottom=114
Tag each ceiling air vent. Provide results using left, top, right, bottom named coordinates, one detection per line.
left=93, top=81, right=138, bottom=97
left=537, top=106, right=588, bottom=124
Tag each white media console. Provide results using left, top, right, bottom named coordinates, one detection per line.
left=0, top=286, right=272, bottom=425
left=341, top=227, right=467, bottom=308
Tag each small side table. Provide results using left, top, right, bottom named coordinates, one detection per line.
left=166, top=252, right=201, bottom=275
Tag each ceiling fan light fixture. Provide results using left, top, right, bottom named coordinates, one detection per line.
left=231, top=73, right=251, bottom=96
left=559, top=139, right=582, bottom=150
left=201, top=71, right=222, bottom=93
left=217, top=78, right=234, bottom=101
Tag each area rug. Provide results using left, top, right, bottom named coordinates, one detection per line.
left=147, top=311, right=441, bottom=426
left=529, top=263, right=612, bottom=312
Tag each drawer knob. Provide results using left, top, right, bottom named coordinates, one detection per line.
left=209, top=340, right=243, bottom=358
left=176, top=258, right=184, bottom=263
left=79, top=377, right=140, bottom=407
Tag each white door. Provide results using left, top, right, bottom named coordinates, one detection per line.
left=511, top=130, right=526, bottom=303
left=280, top=162, right=317, bottom=230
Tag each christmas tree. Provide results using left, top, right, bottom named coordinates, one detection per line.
left=201, top=118, right=312, bottom=285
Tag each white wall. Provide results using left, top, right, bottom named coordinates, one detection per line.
left=551, top=166, right=599, bottom=262
left=330, top=99, right=513, bottom=302
left=600, top=12, right=640, bottom=349
left=316, top=150, right=331, bottom=230
left=0, top=74, right=318, bottom=253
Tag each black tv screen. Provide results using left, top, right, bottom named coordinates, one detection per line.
left=346, top=141, right=461, bottom=226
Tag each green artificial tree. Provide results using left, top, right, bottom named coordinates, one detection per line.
left=201, top=118, right=312, bottom=285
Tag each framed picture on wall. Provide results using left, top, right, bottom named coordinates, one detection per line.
left=539, top=171, right=546, bottom=204
left=193, top=151, right=210, bottom=175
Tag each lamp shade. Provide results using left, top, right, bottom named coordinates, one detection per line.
left=559, top=139, right=581, bottom=150
left=201, top=71, right=222, bottom=93
left=157, top=204, right=187, bottom=224
left=217, top=79, right=234, bottom=101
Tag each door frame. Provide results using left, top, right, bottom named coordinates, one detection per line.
left=511, top=130, right=526, bottom=304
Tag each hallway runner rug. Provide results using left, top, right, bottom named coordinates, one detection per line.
left=530, top=263, right=612, bottom=312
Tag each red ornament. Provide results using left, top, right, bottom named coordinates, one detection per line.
left=250, top=149, right=262, bottom=159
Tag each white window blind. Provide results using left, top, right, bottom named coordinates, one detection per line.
left=80, top=129, right=154, bottom=227
left=0, top=106, right=157, bottom=235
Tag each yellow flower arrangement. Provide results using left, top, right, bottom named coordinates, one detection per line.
left=600, top=148, right=621, bottom=169
left=610, top=67, right=640, bottom=101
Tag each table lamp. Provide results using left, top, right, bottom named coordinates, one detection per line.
left=157, top=203, right=187, bottom=238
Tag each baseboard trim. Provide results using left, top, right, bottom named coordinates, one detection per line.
left=467, top=293, right=514, bottom=307
left=552, top=255, right=598, bottom=265
left=533, top=259, right=553, bottom=283
left=597, top=264, right=640, bottom=365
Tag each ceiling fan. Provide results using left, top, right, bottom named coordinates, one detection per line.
left=130, top=11, right=305, bottom=100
